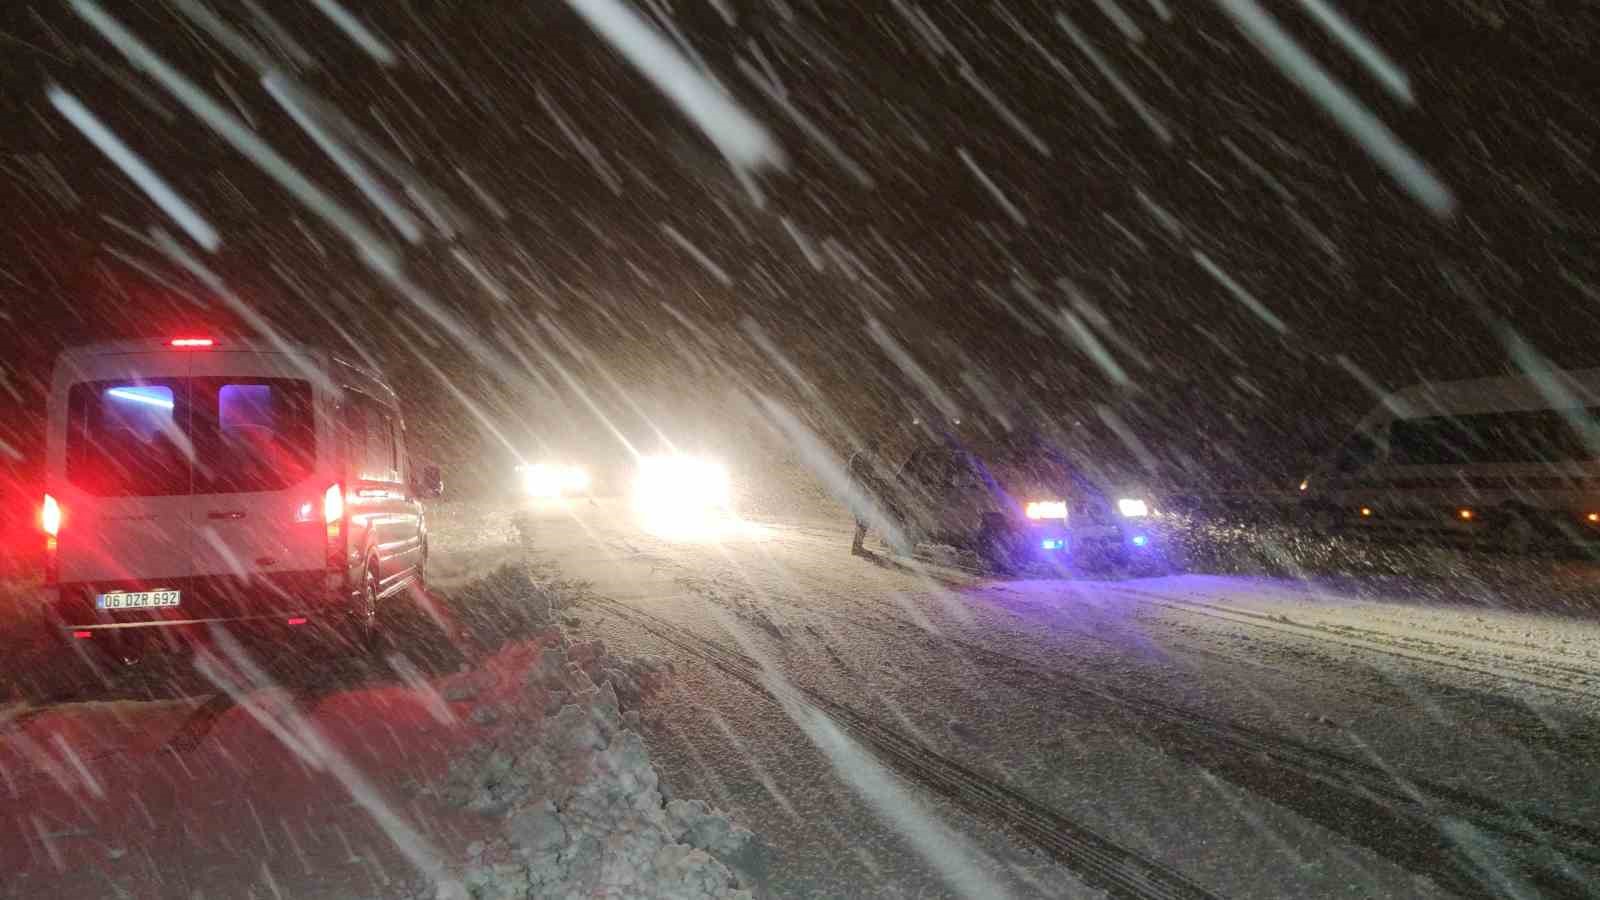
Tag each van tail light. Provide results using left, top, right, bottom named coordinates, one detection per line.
left=73, top=630, right=93, bottom=640
left=323, top=483, right=344, bottom=525
left=42, top=494, right=61, bottom=585
left=42, top=494, right=61, bottom=537
left=323, top=482, right=346, bottom=575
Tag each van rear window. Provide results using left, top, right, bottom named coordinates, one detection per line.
left=193, top=379, right=316, bottom=494
left=66, top=380, right=191, bottom=497
left=66, top=378, right=316, bottom=497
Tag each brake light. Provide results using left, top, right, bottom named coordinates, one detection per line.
left=41, top=494, right=61, bottom=537
left=169, top=337, right=215, bottom=347
left=41, top=493, right=61, bottom=586
left=286, top=616, right=309, bottom=626
left=324, top=483, right=344, bottom=524
left=73, top=630, right=93, bottom=640
left=323, top=482, right=346, bottom=576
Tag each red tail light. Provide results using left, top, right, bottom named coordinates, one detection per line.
left=42, top=494, right=61, bottom=585
left=323, top=483, right=346, bottom=576
left=73, top=630, right=92, bottom=640
left=169, top=337, right=215, bottom=348
left=286, top=616, right=309, bottom=626
left=41, top=493, right=61, bottom=537
left=323, top=483, right=344, bottom=524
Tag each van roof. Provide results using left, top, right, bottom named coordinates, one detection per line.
left=53, top=338, right=399, bottom=402
left=1377, top=367, right=1600, bottom=420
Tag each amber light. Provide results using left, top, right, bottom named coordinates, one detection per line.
left=1360, top=507, right=1373, bottom=517
left=1587, top=512, right=1599, bottom=524
left=1457, top=508, right=1475, bottom=521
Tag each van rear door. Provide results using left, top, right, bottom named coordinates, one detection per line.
left=58, top=354, right=194, bottom=587
left=187, top=351, right=326, bottom=589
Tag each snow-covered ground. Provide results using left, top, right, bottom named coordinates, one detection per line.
left=5, top=496, right=1600, bottom=899
left=520, top=497, right=1600, bottom=899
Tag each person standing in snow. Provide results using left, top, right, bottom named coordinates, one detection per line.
left=848, top=436, right=893, bottom=555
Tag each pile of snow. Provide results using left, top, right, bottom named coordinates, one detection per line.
left=417, top=582, right=762, bottom=899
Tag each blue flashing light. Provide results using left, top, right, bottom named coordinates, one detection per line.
left=106, top=386, right=174, bottom=410
left=1130, top=534, right=1149, bottom=548
left=1040, top=539, right=1065, bottom=551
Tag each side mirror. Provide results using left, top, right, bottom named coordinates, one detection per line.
left=417, top=464, right=444, bottom=499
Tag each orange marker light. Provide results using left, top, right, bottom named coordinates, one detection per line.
left=1360, top=507, right=1373, bottom=517
left=1457, top=508, right=1475, bottom=521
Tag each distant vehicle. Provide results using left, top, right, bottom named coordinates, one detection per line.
left=41, top=336, right=443, bottom=663
left=1298, top=367, right=1600, bottom=552
left=516, top=462, right=593, bottom=499
left=884, top=437, right=1171, bottom=572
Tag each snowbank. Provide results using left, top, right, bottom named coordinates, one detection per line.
left=422, top=570, right=763, bottom=900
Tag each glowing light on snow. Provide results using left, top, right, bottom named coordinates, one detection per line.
left=633, top=455, right=735, bottom=539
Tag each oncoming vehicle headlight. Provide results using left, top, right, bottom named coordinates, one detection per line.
left=634, top=456, right=732, bottom=531
left=1025, top=500, right=1067, bottom=520
left=1117, top=498, right=1150, bottom=518
left=521, top=463, right=589, bottom=498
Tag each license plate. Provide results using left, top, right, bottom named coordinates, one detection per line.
left=96, top=590, right=181, bottom=610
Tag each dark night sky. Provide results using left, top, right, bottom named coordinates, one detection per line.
left=2, top=0, right=1599, bottom=490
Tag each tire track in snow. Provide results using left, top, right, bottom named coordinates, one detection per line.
left=570, top=590, right=1222, bottom=900
left=630, top=555, right=1600, bottom=898
left=1109, top=586, right=1600, bottom=701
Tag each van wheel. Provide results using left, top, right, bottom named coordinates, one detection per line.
left=356, top=560, right=382, bottom=653
left=414, top=538, right=428, bottom=593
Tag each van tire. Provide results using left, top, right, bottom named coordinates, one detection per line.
left=356, top=559, right=382, bottom=653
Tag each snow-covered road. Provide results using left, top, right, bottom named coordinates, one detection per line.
left=523, top=498, right=1600, bottom=899
left=5, top=497, right=1600, bottom=899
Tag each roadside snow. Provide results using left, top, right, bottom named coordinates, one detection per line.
left=416, top=566, right=763, bottom=899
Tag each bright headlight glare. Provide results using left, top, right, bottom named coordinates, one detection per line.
left=522, top=463, right=588, bottom=498
left=635, top=456, right=731, bottom=512
left=1117, top=498, right=1150, bottom=518
left=560, top=466, right=590, bottom=492
left=1025, top=500, right=1067, bottom=520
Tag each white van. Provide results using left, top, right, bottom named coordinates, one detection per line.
left=1299, top=367, right=1600, bottom=552
left=42, top=336, right=441, bottom=658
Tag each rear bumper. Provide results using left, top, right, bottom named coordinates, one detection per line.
left=46, top=570, right=351, bottom=631
left=1023, top=519, right=1169, bottom=556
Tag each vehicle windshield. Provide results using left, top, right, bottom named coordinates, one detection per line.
left=66, top=378, right=315, bottom=495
